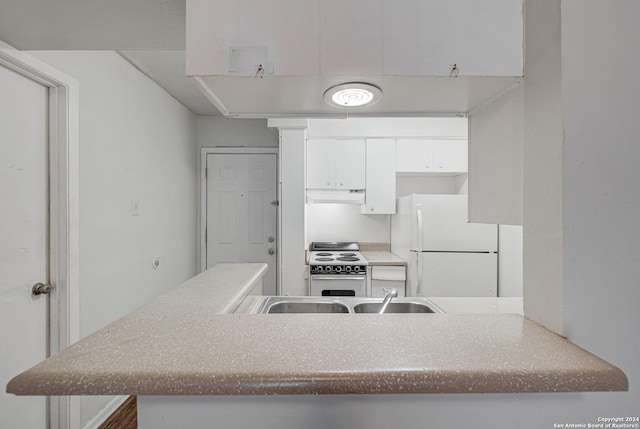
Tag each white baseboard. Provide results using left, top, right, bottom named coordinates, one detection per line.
left=81, top=395, right=129, bottom=429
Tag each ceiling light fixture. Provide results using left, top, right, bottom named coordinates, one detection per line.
left=323, top=82, right=382, bottom=108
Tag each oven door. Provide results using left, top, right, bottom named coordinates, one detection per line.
left=309, top=275, right=367, bottom=297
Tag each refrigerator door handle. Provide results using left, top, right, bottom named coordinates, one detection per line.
left=416, top=253, right=423, bottom=296
left=416, top=204, right=424, bottom=252
left=415, top=204, right=424, bottom=296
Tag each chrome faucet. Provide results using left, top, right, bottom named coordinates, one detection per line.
left=377, top=288, right=398, bottom=314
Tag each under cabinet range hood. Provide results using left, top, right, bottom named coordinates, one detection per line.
left=306, top=189, right=365, bottom=205
left=186, top=0, right=524, bottom=118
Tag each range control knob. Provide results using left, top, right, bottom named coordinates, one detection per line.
left=335, top=266, right=343, bottom=273
left=324, top=266, right=332, bottom=273
left=353, top=266, right=360, bottom=273
left=315, top=266, right=323, bottom=273
left=345, top=266, right=352, bottom=273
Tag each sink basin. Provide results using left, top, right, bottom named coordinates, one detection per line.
left=265, top=301, right=349, bottom=314
left=257, top=297, right=443, bottom=314
left=353, top=302, right=436, bottom=313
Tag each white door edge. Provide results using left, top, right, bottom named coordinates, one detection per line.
left=198, top=147, right=279, bottom=274
left=80, top=396, right=128, bottom=429
left=0, top=41, right=80, bottom=429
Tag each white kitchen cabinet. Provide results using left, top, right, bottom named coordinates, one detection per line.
left=396, top=139, right=467, bottom=174
left=188, top=0, right=523, bottom=77
left=306, top=139, right=336, bottom=189
left=361, top=139, right=396, bottom=214
left=369, top=266, right=406, bottom=298
left=336, top=140, right=366, bottom=189
left=434, top=140, right=468, bottom=173
left=396, top=139, right=435, bottom=172
left=306, top=139, right=365, bottom=190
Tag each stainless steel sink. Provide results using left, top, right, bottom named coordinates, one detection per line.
left=257, top=297, right=443, bottom=314
left=352, top=302, right=436, bottom=313
left=265, top=301, right=349, bottom=314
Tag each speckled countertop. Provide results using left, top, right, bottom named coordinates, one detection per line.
left=359, top=243, right=406, bottom=266
left=360, top=251, right=406, bottom=266
left=6, top=264, right=627, bottom=396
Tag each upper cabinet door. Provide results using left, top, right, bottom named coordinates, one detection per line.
left=335, top=140, right=366, bottom=189
left=396, top=139, right=434, bottom=173
left=306, top=138, right=365, bottom=190
left=306, top=139, right=336, bottom=189
left=434, top=140, right=468, bottom=173
left=362, top=139, right=396, bottom=214
left=396, top=139, right=468, bottom=174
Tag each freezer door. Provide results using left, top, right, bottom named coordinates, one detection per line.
left=414, top=252, right=497, bottom=297
left=411, top=195, right=497, bottom=252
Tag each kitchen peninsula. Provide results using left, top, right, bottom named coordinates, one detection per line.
left=7, top=264, right=628, bottom=427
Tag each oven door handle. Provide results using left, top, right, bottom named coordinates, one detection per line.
left=311, top=276, right=366, bottom=281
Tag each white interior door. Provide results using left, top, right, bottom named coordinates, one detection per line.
left=0, top=64, right=49, bottom=428
left=206, top=153, right=278, bottom=295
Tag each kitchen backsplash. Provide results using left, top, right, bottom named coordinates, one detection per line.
left=306, top=204, right=390, bottom=243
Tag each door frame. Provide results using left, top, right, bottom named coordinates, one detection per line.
left=199, top=147, right=279, bottom=288
left=0, top=43, right=80, bottom=429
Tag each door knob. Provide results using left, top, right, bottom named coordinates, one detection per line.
left=268, top=236, right=275, bottom=242
left=32, top=282, right=52, bottom=295
left=271, top=200, right=279, bottom=206
left=268, top=248, right=275, bottom=255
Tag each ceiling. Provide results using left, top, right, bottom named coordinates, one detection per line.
left=0, top=0, right=221, bottom=115
left=118, top=51, right=221, bottom=115
left=194, top=75, right=520, bottom=118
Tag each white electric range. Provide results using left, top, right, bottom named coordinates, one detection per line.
left=308, top=242, right=368, bottom=297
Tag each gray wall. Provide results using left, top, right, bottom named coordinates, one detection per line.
left=197, top=116, right=278, bottom=148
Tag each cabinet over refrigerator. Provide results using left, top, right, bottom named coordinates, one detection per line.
left=391, top=194, right=498, bottom=297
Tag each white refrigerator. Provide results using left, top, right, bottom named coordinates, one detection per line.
left=391, top=194, right=498, bottom=297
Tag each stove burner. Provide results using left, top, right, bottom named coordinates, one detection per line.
left=316, top=252, right=333, bottom=256
left=337, top=256, right=359, bottom=262
left=340, top=252, right=356, bottom=257
left=315, top=257, right=334, bottom=262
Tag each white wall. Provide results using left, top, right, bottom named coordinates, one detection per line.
left=277, top=126, right=308, bottom=296
left=498, top=225, right=523, bottom=297
left=307, top=118, right=468, bottom=139
left=29, top=50, right=198, bottom=427
left=522, top=0, right=564, bottom=333
left=468, top=85, right=523, bottom=225
left=559, top=0, right=640, bottom=415
left=306, top=204, right=390, bottom=244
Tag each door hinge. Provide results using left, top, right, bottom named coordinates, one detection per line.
left=205, top=228, right=207, bottom=244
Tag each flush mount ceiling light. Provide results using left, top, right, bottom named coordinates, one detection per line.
left=323, top=82, right=383, bottom=108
